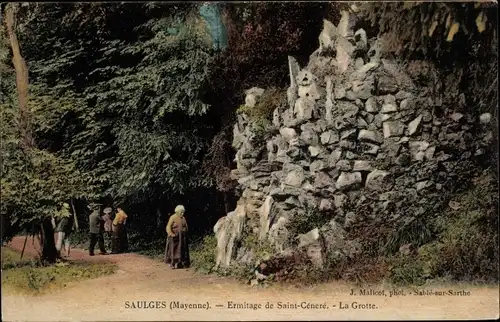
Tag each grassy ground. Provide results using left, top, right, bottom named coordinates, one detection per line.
left=1, top=247, right=117, bottom=295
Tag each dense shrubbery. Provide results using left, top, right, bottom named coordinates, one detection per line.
left=388, top=170, right=498, bottom=285
left=190, top=234, right=217, bottom=273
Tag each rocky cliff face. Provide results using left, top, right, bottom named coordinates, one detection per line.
left=213, top=14, right=494, bottom=274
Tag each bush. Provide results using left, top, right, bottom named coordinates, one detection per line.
left=190, top=234, right=217, bottom=273
left=240, top=231, right=274, bottom=261
left=421, top=210, right=498, bottom=283
left=237, top=87, right=286, bottom=122
left=216, top=263, right=254, bottom=282
left=387, top=255, right=429, bottom=286
left=288, top=253, right=390, bottom=286
left=287, top=205, right=331, bottom=237
left=199, top=230, right=274, bottom=280
left=387, top=170, right=499, bottom=285
left=383, top=217, right=434, bottom=256
left=236, top=87, right=286, bottom=148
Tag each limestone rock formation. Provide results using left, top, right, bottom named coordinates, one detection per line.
left=213, top=17, right=492, bottom=275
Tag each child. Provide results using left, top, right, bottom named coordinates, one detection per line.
left=102, top=207, right=114, bottom=249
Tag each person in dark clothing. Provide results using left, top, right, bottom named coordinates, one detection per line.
left=88, top=205, right=107, bottom=256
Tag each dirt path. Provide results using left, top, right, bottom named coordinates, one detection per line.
left=2, top=236, right=499, bottom=321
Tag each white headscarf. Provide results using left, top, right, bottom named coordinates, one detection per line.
left=175, top=205, right=185, bottom=215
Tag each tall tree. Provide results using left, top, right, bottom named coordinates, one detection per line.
left=1, top=3, right=91, bottom=262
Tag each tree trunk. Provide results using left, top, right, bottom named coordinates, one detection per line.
left=4, top=3, right=34, bottom=150
left=20, top=234, right=28, bottom=259
left=223, top=192, right=230, bottom=214
left=1, top=214, right=12, bottom=243
left=40, top=217, right=58, bottom=263
left=71, top=199, right=79, bottom=231
left=154, top=207, right=163, bottom=240
left=5, top=4, right=58, bottom=263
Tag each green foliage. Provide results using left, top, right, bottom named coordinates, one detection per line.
left=216, top=263, right=254, bottom=282
left=135, top=241, right=165, bottom=260
left=1, top=5, right=96, bottom=236
left=7, top=3, right=219, bottom=208
left=387, top=255, right=428, bottom=286
left=421, top=213, right=498, bottom=281
left=1, top=247, right=117, bottom=294
left=387, top=171, right=499, bottom=285
left=234, top=87, right=286, bottom=152
left=190, top=234, right=217, bottom=273
left=200, top=128, right=236, bottom=192
left=250, top=118, right=272, bottom=145
left=1, top=2, right=328, bottom=248
left=200, top=3, right=326, bottom=193
left=240, top=232, right=274, bottom=261
left=286, top=205, right=330, bottom=237
left=383, top=217, right=433, bottom=256
left=211, top=3, right=327, bottom=92
left=190, top=232, right=262, bottom=281
left=237, top=87, right=286, bottom=122
left=0, top=100, right=93, bottom=228
left=0, top=24, right=14, bottom=102
left=1, top=247, right=39, bottom=269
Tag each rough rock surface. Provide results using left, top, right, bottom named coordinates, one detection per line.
left=213, top=15, right=492, bottom=272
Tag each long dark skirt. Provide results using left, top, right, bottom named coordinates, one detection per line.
left=112, top=224, right=128, bottom=253
left=164, top=231, right=190, bottom=268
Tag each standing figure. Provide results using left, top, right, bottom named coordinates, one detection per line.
left=112, top=207, right=128, bottom=254
left=102, top=207, right=114, bottom=250
left=88, top=205, right=107, bottom=256
left=164, top=205, right=190, bottom=269
left=55, top=203, right=74, bottom=257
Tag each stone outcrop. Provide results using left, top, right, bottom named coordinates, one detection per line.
left=213, top=14, right=495, bottom=273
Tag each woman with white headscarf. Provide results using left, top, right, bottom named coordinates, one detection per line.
left=164, top=205, right=190, bottom=269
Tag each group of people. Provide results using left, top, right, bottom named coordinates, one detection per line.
left=51, top=203, right=129, bottom=257
left=52, top=202, right=190, bottom=270
left=88, top=204, right=128, bottom=256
